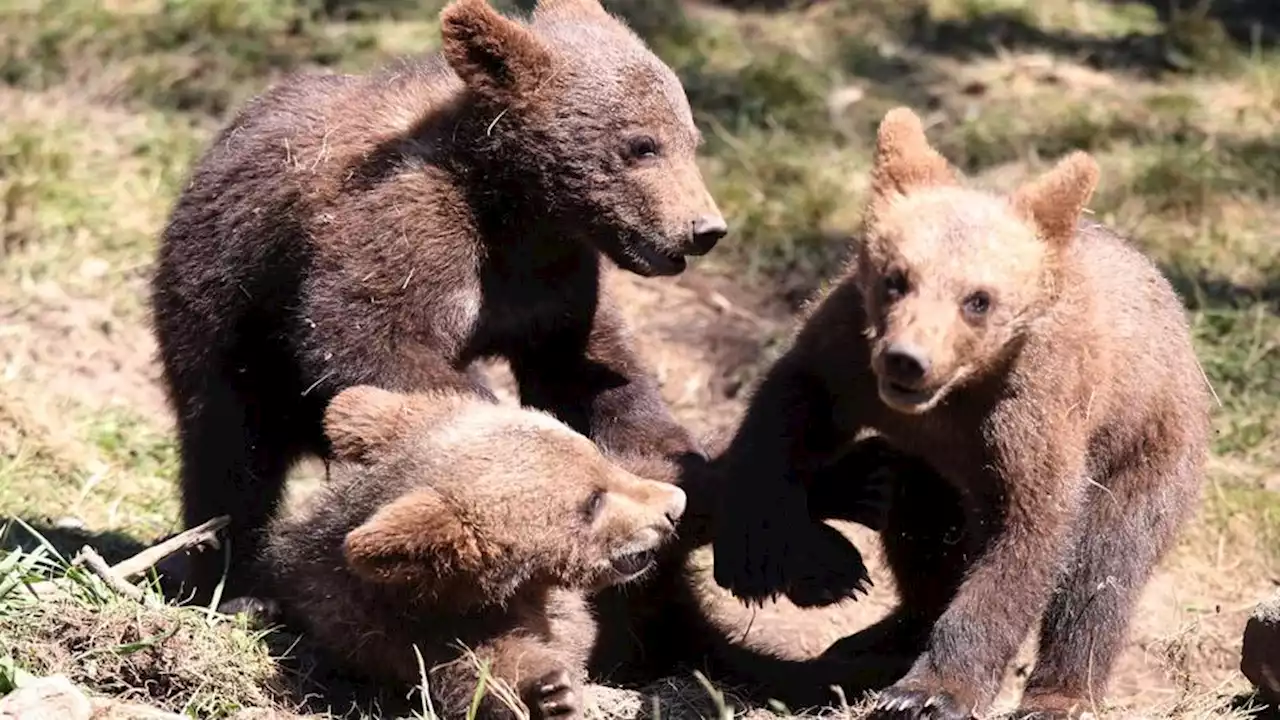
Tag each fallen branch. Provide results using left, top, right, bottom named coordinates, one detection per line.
left=26, top=515, right=230, bottom=602
left=76, top=545, right=150, bottom=606
left=110, top=515, right=229, bottom=582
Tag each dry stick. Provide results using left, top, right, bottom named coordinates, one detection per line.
left=28, top=515, right=231, bottom=601
left=109, top=515, right=230, bottom=581
left=75, top=545, right=150, bottom=606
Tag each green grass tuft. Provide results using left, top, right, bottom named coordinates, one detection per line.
left=0, top=523, right=287, bottom=719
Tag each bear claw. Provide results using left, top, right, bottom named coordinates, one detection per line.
left=527, top=668, right=579, bottom=720
left=868, top=686, right=973, bottom=720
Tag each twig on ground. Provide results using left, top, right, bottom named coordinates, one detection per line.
left=76, top=545, right=150, bottom=605
left=110, top=515, right=229, bottom=581
left=24, top=515, right=231, bottom=602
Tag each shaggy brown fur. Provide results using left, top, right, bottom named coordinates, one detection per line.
left=148, top=0, right=724, bottom=603
left=262, top=385, right=687, bottom=720
left=710, top=107, right=1213, bottom=719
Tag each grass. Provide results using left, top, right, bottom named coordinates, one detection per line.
left=0, top=519, right=567, bottom=720
left=0, top=521, right=284, bottom=718
left=0, top=0, right=1278, bottom=717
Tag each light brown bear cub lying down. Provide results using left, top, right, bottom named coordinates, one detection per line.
left=261, top=385, right=687, bottom=720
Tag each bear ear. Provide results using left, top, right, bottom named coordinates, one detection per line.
left=343, top=489, right=497, bottom=605
left=868, top=107, right=957, bottom=214
left=1009, top=150, right=1099, bottom=248
left=440, top=0, right=556, bottom=106
left=533, top=0, right=611, bottom=21
left=323, top=385, right=411, bottom=464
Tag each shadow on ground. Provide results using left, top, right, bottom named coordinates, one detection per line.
left=1105, top=0, right=1280, bottom=48
left=906, top=9, right=1181, bottom=76
left=904, top=0, right=1275, bottom=76
left=1166, top=267, right=1280, bottom=313
left=259, top=625, right=729, bottom=720
left=260, top=631, right=423, bottom=720
left=0, top=517, right=148, bottom=565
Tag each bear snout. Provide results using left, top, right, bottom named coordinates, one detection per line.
left=687, top=215, right=728, bottom=255
left=660, top=483, right=688, bottom=527
left=872, top=339, right=966, bottom=414
left=881, top=342, right=932, bottom=389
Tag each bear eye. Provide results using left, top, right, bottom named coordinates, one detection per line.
left=882, top=270, right=909, bottom=301
left=583, top=489, right=606, bottom=522
left=962, top=290, right=993, bottom=320
left=625, top=135, right=660, bottom=161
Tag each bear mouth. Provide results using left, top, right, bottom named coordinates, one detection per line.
left=609, top=548, right=657, bottom=582
left=877, top=369, right=970, bottom=415
left=628, top=245, right=687, bottom=277
left=605, top=234, right=689, bottom=278
left=878, top=378, right=945, bottom=414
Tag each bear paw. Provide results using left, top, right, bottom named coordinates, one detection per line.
left=1007, top=693, right=1096, bottom=720
left=806, top=436, right=904, bottom=532
left=216, top=595, right=281, bottom=625
left=525, top=668, right=580, bottom=720
left=815, top=476, right=893, bottom=532
left=868, top=686, right=975, bottom=720
left=713, top=514, right=872, bottom=609
left=780, top=520, right=874, bottom=608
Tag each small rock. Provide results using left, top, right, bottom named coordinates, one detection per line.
left=52, top=516, right=85, bottom=531
left=1241, top=591, right=1280, bottom=703
left=0, top=675, right=92, bottom=720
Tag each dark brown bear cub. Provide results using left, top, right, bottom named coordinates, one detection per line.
left=263, top=385, right=687, bottom=720
left=149, top=0, right=724, bottom=602
left=711, top=107, right=1212, bottom=718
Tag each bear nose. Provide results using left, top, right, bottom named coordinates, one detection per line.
left=690, top=215, right=728, bottom=254
left=662, top=485, right=687, bottom=526
left=883, top=343, right=930, bottom=387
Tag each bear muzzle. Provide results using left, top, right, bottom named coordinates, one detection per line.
left=604, top=505, right=683, bottom=584
left=687, top=214, right=728, bottom=256
left=872, top=341, right=966, bottom=415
